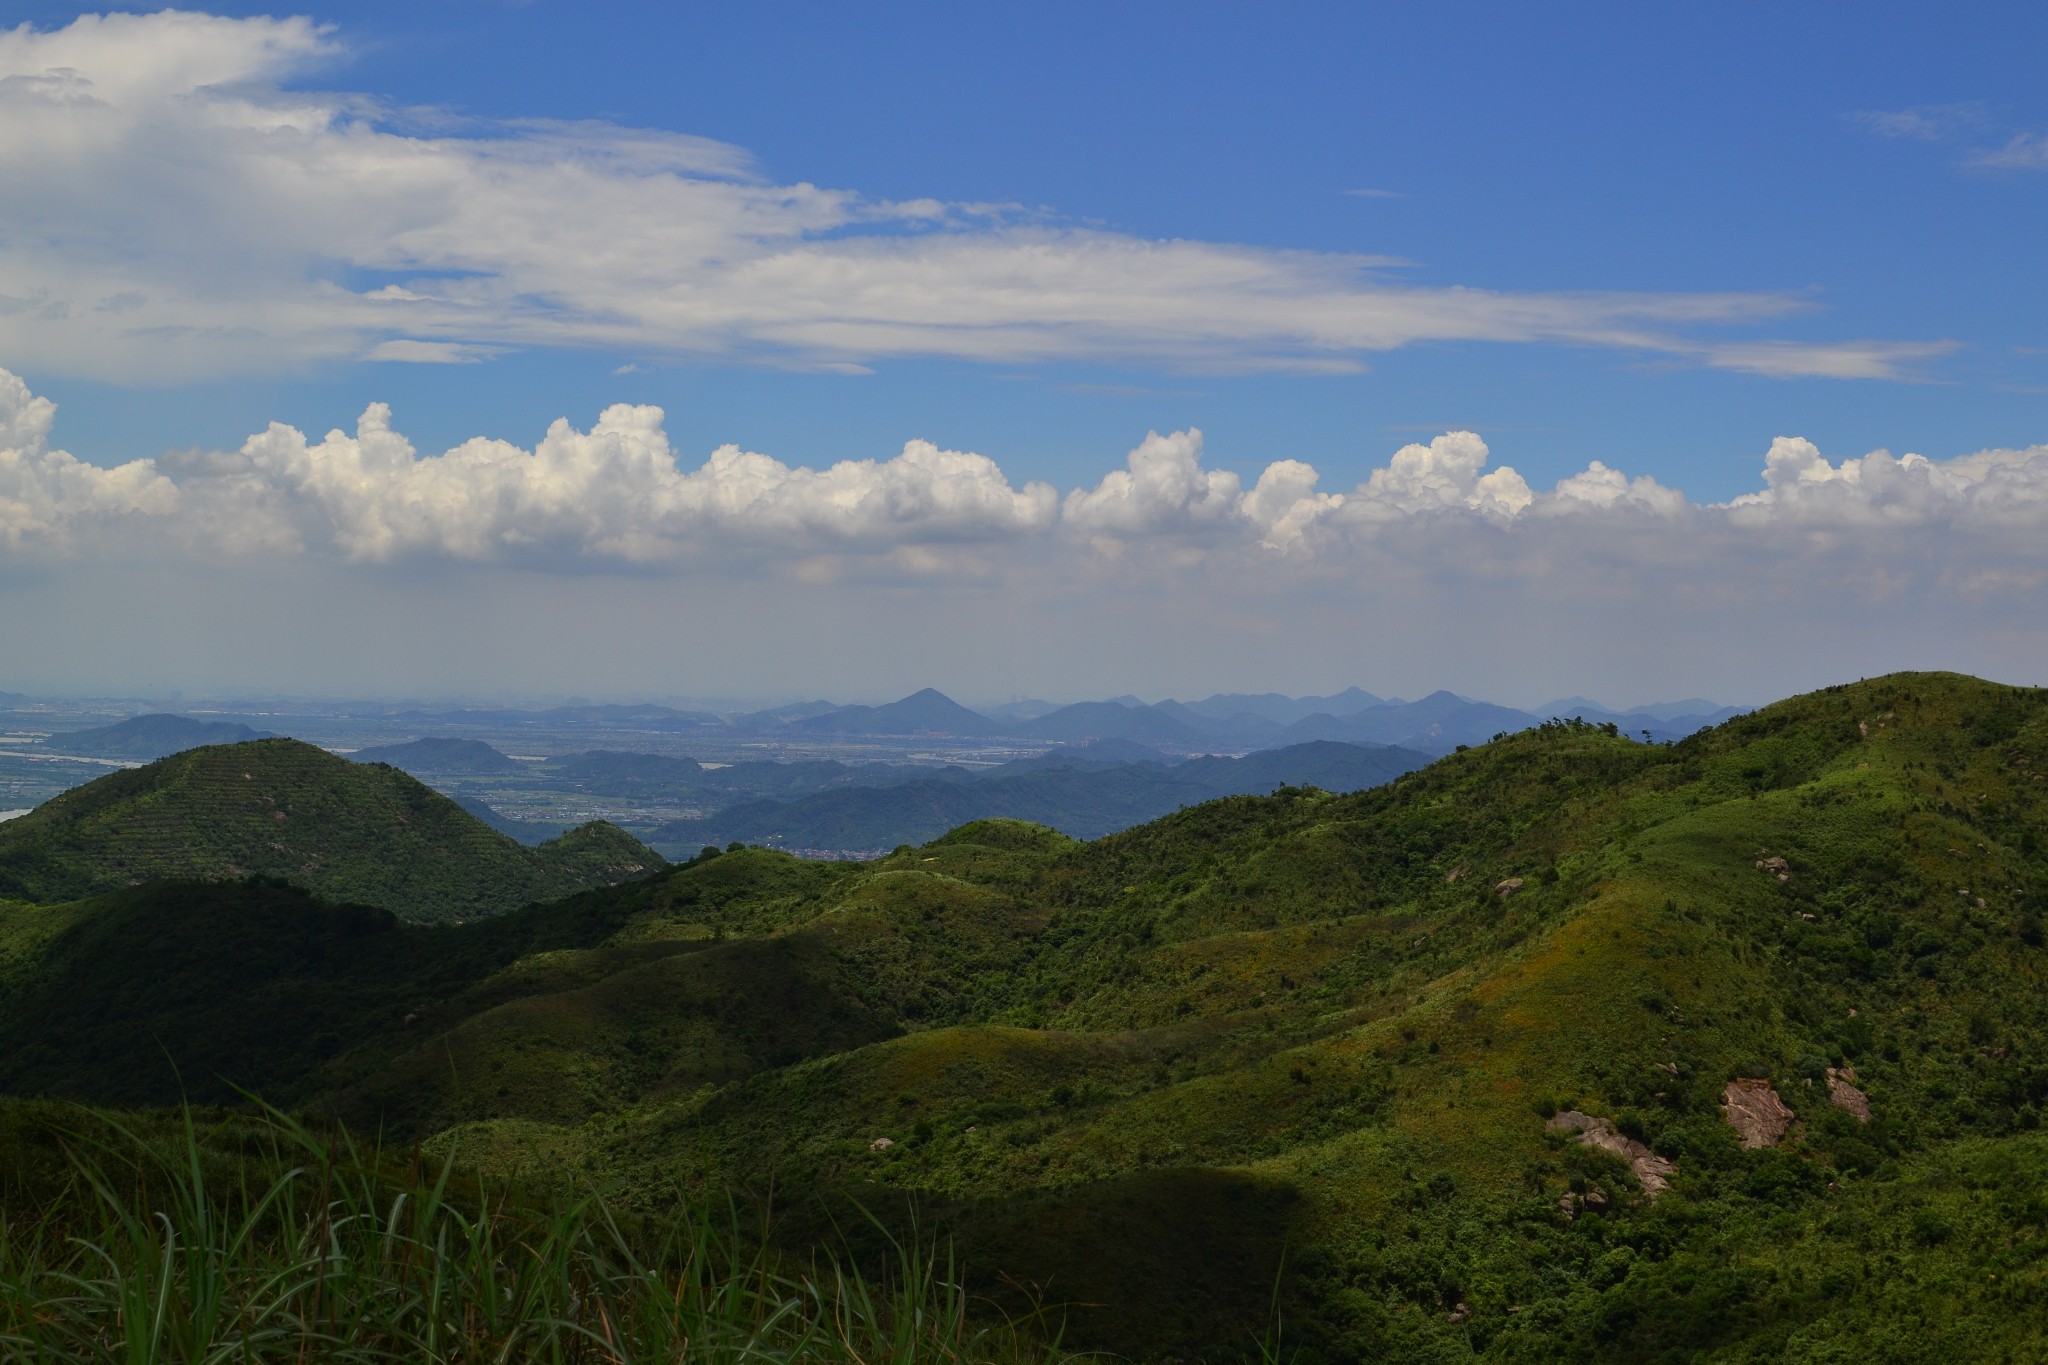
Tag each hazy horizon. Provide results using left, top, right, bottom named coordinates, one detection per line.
left=1, top=676, right=1768, bottom=720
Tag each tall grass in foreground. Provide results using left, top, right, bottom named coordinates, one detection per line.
left=0, top=1106, right=1070, bottom=1364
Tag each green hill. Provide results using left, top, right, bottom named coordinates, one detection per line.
left=2, top=672, right=2046, bottom=1361
left=50, top=712, right=275, bottom=757
left=0, top=738, right=664, bottom=921
left=350, top=736, right=526, bottom=774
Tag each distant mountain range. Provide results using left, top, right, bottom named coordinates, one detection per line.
left=381, top=703, right=726, bottom=731
left=18, top=688, right=1744, bottom=778
left=353, top=737, right=528, bottom=775
left=650, top=739, right=1430, bottom=853
left=1011, top=701, right=1210, bottom=745
left=729, top=687, right=1737, bottom=752
left=326, top=729, right=1430, bottom=855
left=1179, top=687, right=1386, bottom=726
left=46, top=713, right=278, bottom=759
left=788, top=687, right=1006, bottom=737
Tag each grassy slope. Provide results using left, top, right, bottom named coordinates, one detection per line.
left=481, top=674, right=2048, bottom=1359
left=3, top=673, right=2045, bottom=1360
left=0, top=738, right=665, bottom=921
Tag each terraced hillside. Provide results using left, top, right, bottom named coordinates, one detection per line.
left=0, top=739, right=664, bottom=921
left=2, top=672, right=2045, bottom=1361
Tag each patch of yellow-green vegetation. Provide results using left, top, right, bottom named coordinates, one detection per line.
left=803, top=868, right=1052, bottom=1027
left=0, top=898, right=87, bottom=975
left=1057, top=913, right=1416, bottom=1028
left=917, top=819, right=1081, bottom=877
left=603, top=844, right=853, bottom=941
left=1370, top=884, right=1726, bottom=1195
left=998, top=1027, right=1391, bottom=1188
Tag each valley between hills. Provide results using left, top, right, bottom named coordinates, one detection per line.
left=2, top=671, right=2045, bottom=1362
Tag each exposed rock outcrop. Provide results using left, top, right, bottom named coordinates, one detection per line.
left=1557, top=1189, right=1611, bottom=1221
left=1495, top=877, right=1525, bottom=898
left=1722, top=1078, right=1794, bottom=1148
left=1546, top=1110, right=1675, bottom=1196
left=1755, top=856, right=1790, bottom=882
left=1825, top=1066, right=1871, bottom=1122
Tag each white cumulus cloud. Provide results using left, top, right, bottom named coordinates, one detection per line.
left=203, top=404, right=1059, bottom=564
left=1544, top=461, right=1688, bottom=516
left=4, top=368, right=2045, bottom=597
left=1063, top=429, right=1242, bottom=537
left=1227, top=432, right=1534, bottom=549
left=1726, top=435, right=2048, bottom=530
left=1, top=368, right=1056, bottom=567
left=0, top=369, right=178, bottom=553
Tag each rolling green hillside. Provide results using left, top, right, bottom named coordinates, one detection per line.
left=3, top=672, right=2046, bottom=1361
left=0, top=738, right=664, bottom=921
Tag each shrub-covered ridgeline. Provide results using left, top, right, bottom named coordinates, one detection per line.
left=0, top=1103, right=1070, bottom=1365
left=2, top=672, right=2047, bottom=1360
left=0, top=738, right=665, bottom=923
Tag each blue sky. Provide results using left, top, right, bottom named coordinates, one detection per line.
left=0, top=3, right=2044, bottom=704
left=13, top=0, right=2046, bottom=494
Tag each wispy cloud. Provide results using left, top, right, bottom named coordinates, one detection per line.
left=0, top=11, right=1940, bottom=385
left=1855, top=101, right=2048, bottom=174
left=1341, top=188, right=1405, bottom=199
left=1698, top=338, right=1960, bottom=382
left=365, top=340, right=501, bottom=364
left=1852, top=102, right=1990, bottom=142
left=1969, top=132, right=2048, bottom=171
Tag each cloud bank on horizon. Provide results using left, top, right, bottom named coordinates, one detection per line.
left=0, top=11, right=1952, bottom=383
left=4, top=366, right=2044, bottom=593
